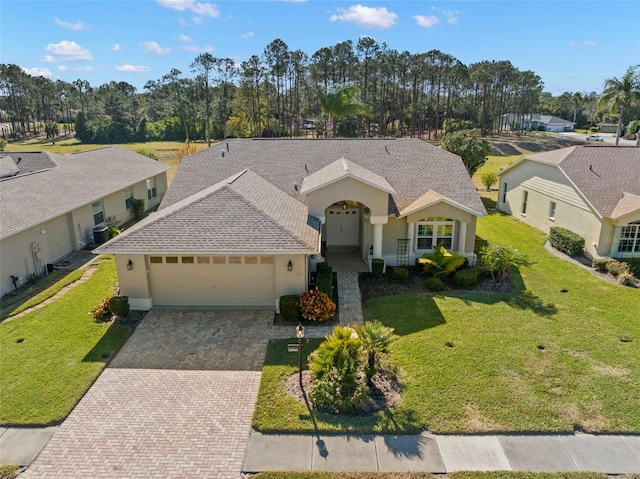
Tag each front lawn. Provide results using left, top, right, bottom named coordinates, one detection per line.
left=253, top=209, right=640, bottom=434
left=0, top=256, right=134, bottom=426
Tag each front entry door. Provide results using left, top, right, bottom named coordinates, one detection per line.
left=326, top=207, right=360, bottom=246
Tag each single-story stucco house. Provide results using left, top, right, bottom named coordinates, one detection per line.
left=0, top=146, right=169, bottom=297
left=498, top=113, right=576, bottom=132
left=497, top=145, right=640, bottom=259
left=96, top=138, right=486, bottom=310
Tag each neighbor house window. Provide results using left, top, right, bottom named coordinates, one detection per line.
left=501, top=182, right=508, bottom=204
left=548, top=201, right=556, bottom=219
left=92, top=201, right=105, bottom=225
left=416, top=218, right=454, bottom=250
left=521, top=191, right=528, bottom=215
left=146, top=178, right=157, bottom=200
left=618, top=221, right=640, bottom=253
left=125, top=189, right=134, bottom=210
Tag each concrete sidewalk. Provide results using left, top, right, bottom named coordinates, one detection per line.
left=0, top=427, right=57, bottom=467
left=243, top=432, right=640, bottom=474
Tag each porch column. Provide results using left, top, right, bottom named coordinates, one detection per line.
left=457, top=221, right=468, bottom=254
left=370, top=216, right=387, bottom=259
left=406, top=222, right=415, bottom=254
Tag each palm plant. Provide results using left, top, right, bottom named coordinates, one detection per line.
left=480, top=244, right=531, bottom=284
left=417, top=244, right=466, bottom=277
left=597, top=66, right=640, bottom=146
left=355, top=320, right=397, bottom=376
left=318, top=85, right=371, bottom=137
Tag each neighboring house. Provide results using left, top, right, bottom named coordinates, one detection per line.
left=597, top=123, right=618, bottom=134
left=497, top=145, right=640, bottom=259
left=498, top=113, right=576, bottom=132
left=96, top=138, right=486, bottom=310
left=0, top=146, right=169, bottom=297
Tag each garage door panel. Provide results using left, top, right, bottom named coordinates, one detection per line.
left=149, top=257, right=275, bottom=306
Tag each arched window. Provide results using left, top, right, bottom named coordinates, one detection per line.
left=618, top=220, right=640, bottom=253
left=416, top=217, right=455, bottom=250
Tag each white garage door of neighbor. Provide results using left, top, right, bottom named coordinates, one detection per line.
left=149, top=255, right=275, bottom=306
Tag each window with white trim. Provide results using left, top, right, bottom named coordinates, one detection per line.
left=125, top=188, right=133, bottom=210
left=618, top=221, right=640, bottom=253
left=146, top=178, right=157, bottom=200
left=501, top=182, right=508, bottom=204
left=521, top=191, right=528, bottom=215
left=92, top=201, right=105, bottom=225
left=416, top=217, right=455, bottom=250
left=548, top=201, right=556, bottom=219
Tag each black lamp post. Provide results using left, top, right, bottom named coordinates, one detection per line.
left=295, top=322, right=305, bottom=385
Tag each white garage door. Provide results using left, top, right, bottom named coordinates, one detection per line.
left=46, top=214, right=73, bottom=261
left=149, top=255, right=275, bottom=307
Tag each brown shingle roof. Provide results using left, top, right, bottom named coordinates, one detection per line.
left=96, top=170, right=320, bottom=254
left=301, top=158, right=396, bottom=195
left=526, top=146, right=640, bottom=218
left=162, top=138, right=486, bottom=217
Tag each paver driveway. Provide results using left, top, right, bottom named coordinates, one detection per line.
left=24, top=308, right=287, bottom=479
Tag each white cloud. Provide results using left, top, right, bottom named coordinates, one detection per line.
left=181, top=44, right=214, bottom=52
left=110, top=43, right=121, bottom=51
left=45, top=40, right=93, bottom=61
left=23, top=67, right=53, bottom=77
left=414, top=15, right=439, bottom=28
left=175, top=33, right=193, bottom=42
left=40, top=55, right=58, bottom=63
left=59, top=65, right=93, bottom=72
left=442, top=10, right=461, bottom=25
left=54, top=17, right=88, bottom=31
left=240, top=32, right=254, bottom=39
left=569, top=40, right=596, bottom=48
left=330, top=5, right=397, bottom=29
left=115, top=64, right=152, bottom=72
left=157, top=0, right=220, bottom=18
left=179, top=17, right=189, bottom=26
left=193, top=16, right=204, bottom=25
left=142, top=41, right=171, bottom=55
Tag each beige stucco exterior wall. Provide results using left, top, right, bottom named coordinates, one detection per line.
left=114, top=254, right=153, bottom=310
left=498, top=161, right=606, bottom=258
left=307, top=177, right=389, bottom=218
left=274, top=254, right=308, bottom=308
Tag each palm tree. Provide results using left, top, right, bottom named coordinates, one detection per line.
left=355, top=321, right=397, bottom=377
left=318, top=85, right=371, bottom=137
left=598, top=66, right=640, bottom=146
left=480, top=244, right=531, bottom=284
left=418, top=244, right=466, bottom=277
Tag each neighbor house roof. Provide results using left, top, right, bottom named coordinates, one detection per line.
left=0, top=146, right=170, bottom=240
left=0, top=152, right=57, bottom=179
left=500, top=113, right=575, bottom=126
left=499, top=146, right=640, bottom=218
left=162, top=138, right=486, bottom=217
left=96, top=169, right=320, bottom=254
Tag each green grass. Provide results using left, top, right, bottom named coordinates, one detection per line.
left=0, top=466, right=19, bottom=479
left=1, top=268, right=85, bottom=320
left=254, top=210, right=640, bottom=434
left=0, top=256, right=134, bottom=426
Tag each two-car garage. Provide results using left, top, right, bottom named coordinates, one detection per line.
left=148, top=254, right=276, bottom=307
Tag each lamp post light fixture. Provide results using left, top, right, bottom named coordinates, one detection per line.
left=295, top=322, right=305, bottom=385
left=126, top=259, right=133, bottom=271
left=287, top=260, right=293, bottom=271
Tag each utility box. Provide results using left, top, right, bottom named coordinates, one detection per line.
left=92, top=225, right=109, bottom=245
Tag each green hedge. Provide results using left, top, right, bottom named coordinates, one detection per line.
left=549, top=227, right=585, bottom=256
left=316, top=264, right=333, bottom=297
left=279, top=295, right=301, bottom=322
left=372, top=258, right=385, bottom=277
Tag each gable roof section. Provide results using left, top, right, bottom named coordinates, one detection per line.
left=300, top=157, right=395, bottom=195
left=162, top=138, right=486, bottom=217
left=96, top=170, right=320, bottom=254
left=610, top=192, right=640, bottom=220
left=0, top=152, right=57, bottom=179
left=0, top=146, right=170, bottom=240
left=500, top=146, right=640, bottom=219
left=398, top=189, right=481, bottom=217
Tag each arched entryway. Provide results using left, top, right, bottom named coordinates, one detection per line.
left=323, top=201, right=370, bottom=272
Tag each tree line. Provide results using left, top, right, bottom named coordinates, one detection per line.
left=1, top=39, right=638, bottom=144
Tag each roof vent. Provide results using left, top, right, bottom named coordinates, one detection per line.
left=293, top=182, right=298, bottom=192
left=16, top=157, right=21, bottom=163
left=226, top=142, right=229, bottom=151
left=221, top=149, right=225, bottom=158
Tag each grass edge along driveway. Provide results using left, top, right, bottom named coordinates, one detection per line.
left=0, top=256, right=134, bottom=426
left=253, top=210, right=640, bottom=434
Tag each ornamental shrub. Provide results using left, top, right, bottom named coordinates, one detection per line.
left=279, top=294, right=300, bottom=322
left=108, top=296, right=130, bottom=317
left=453, top=267, right=482, bottom=288
left=617, top=272, right=635, bottom=286
left=132, top=199, right=146, bottom=220
left=316, top=271, right=333, bottom=297
left=300, top=289, right=336, bottom=322
left=606, top=260, right=630, bottom=277
left=92, top=296, right=112, bottom=321
left=548, top=227, right=585, bottom=257
left=424, top=277, right=444, bottom=291
left=391, top=267, right=410, bottom=283
left=371, top=258, right=385, bottom=277
left=316, top=262, right=331, bottom=275
left=592, top=256, right=613, bottom=272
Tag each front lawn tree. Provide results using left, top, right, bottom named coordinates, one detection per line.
left=597, top=65, right=640, bottom=146
left=440, top=128, right=491, bottom=177
left=355, top=320, right=397, bottom=377
left=481, top=244, right=531, bottom=284
left=481, top=172, right=497, bottom=191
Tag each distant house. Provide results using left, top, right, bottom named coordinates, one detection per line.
left=96, top=139, right=486, bottom=310
left=0, top=146, right=169, bottom=297
left=498, top=113, right=576, bottom=132
left=497, top=145, right=640, bottom=259
left=597, top=123, right=618, bottom=134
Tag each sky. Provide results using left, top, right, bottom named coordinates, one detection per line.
left=1, top=0, right=639, bottom=96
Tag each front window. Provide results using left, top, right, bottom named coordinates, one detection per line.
left=548, top=201, right=556, bottom=219
left=125, top=189, right=133, bottom=210
left=92, top=201, right=104, bottom=225
left=416, top=218, right=455, bottom=250
left=618, top=221, right=640, bottom=253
